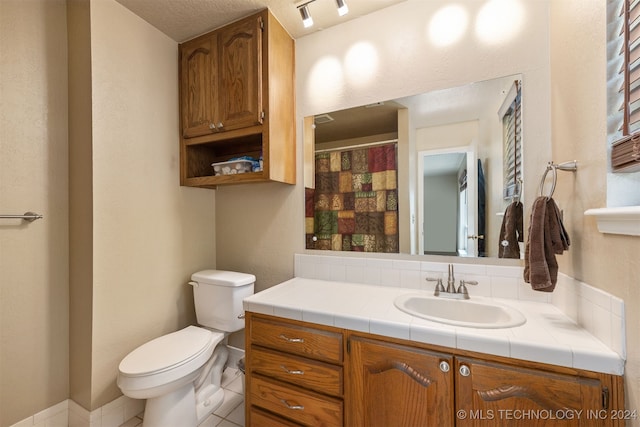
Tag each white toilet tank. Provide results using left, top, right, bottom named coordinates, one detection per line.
left=190, top=270, right=255, bottom=332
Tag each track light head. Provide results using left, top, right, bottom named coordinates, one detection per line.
left=336, top=0, right=349, bottom=16
left=298, top=2, right=314, bottom=28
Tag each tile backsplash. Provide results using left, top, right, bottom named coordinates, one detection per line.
left=294, top=253, right=625, bottom=359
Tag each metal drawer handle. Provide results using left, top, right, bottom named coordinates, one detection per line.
left=280, top=399, right=304, bottom=410
left=281, top=365, right=305, bottom=375
left=279, top=334, right=304, bottom=343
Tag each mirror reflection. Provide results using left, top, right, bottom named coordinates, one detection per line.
left=304, top=74, right=523, bottom=259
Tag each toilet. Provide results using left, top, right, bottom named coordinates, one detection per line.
left=117, top=270, right=255, bottom=427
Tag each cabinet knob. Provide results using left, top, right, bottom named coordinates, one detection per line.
left=459, top=364, right=471, bottom=377
left=439, top=360, right=450, bottom=373
left=208, top=123, right=216, bottom=130
left=217, top=122, right=224, bottom=129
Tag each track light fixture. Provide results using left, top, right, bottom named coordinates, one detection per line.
left=297, top=0, right=349, bottom=29
left=297, top=1, right=315, bottom=28
left=336, top=0, right=349, bottom=16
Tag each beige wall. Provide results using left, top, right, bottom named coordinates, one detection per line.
left=216, top=0, right=551, bottom=281
left=0, top=0, right=70, bottom=425
left=550, top=1, right=639, bottom=420
left=1, top=0, right=216, bottom=420
left=77, top=0, right=216, bottom=409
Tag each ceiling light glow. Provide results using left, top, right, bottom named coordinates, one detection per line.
left=428, top=5, right=469, bottom=47
left=344, top=42, right=379, bottom=87
left=475, top=0, right=524, bottom=45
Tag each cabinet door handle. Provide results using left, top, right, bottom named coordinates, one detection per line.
left=439, top=361, right=450, bottom=373
left=217, top=121, right=224, bottom=129
left=281, top=365, right=305, bottom=375
left=279, top=334, right=304, bottom=343
left=208, top=123, right=216, bottom=130
left=280, top=399, right=304, bottom=410
left=459, top=364, right=471, bottom=377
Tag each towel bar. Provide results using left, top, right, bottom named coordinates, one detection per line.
left=0, top=212, right=43, bottom=222
left=539, top=161, right=577, bottom=199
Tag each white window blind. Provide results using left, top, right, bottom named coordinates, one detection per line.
left=499, top=80, right=523, bottom=199
left=608, top=0, right=640, bottom=172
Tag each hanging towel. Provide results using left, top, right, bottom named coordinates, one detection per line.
left=523, top=197, right=570, bottom=292
left=498, top=201, right=523, bottom=259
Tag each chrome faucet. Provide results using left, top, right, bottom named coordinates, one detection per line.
left=446, top=264, right=456, bottom=293
left=426, top=264, right=478, bottom=299
left=457, top=279, right=478, bottom=299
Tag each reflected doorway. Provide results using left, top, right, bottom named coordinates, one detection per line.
left=418, top=148, right=479, bottom=257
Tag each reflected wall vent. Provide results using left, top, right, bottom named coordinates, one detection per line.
left=314, top=113, right=334, bottom=124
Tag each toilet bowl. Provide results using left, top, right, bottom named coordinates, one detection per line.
left=117, top=270, right=255, bottom=427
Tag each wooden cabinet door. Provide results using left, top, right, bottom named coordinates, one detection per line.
left=348, top=336, right=454, bottom=427
left=180, top=33, right=218, bottom=138
left=455, top=357, right=606, bottom=427
left=217, top=14, right=263, bottom=132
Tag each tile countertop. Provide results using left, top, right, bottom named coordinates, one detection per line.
left=243, top=277, right=625, bottom=376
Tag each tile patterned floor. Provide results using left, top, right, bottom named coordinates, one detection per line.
left=120, top=367, right=245, bottom=427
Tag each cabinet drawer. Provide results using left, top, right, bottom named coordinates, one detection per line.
left=249, top=407, right=302, bottom=427
left=251, top=376, right=343, bottom=427
left=250, top=317, right=343, bottom=363
left=250, top=347, right=343, bottom=396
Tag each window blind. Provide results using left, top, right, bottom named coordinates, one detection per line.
left=609, top=0, right=640, bottom=172
left=499, top=81, right=523, bottom=199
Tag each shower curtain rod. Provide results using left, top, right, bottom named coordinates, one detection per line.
left=314, top=138, right=398, bottom=153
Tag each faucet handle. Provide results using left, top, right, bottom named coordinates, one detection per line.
left=457, top=280, right=478, bottom=299
left=426, top=277, right=445, bottom=296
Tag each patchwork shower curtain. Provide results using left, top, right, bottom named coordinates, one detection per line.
left=305, top=143, right=399, bottom=252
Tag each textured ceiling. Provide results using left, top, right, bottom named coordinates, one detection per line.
left=115, top=0, right=406, bottom=42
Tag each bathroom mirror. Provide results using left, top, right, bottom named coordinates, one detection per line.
left=304, top=74, right=524, bottom=259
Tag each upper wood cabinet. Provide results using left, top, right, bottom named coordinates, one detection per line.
left=178, top=9, right=295, bottom=187
left=217, top=16, right=263, bottom=132
left=180, top=33, right=218, bottom=138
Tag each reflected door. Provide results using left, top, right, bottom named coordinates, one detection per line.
left=418, top=149, right=477, bottom=257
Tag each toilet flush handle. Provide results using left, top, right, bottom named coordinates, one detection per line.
left=188, top=281, right=199, bottom=287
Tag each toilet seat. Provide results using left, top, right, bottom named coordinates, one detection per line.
left=118, top=326, right=224, bottom=396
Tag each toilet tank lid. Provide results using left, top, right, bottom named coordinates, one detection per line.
left=191, top=269, right=256, bottom=287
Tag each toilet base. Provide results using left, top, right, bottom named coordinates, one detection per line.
left=143, top=382, right=197, bottom=427
left=196, top=385, right=225, bottom=424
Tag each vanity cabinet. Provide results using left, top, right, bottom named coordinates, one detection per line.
left=246, top=314, right=345, bottom=426
left=455, top=357, right=615, bottom=427
left=178, top=9, right=295, bottom=187
left=348, top=336, right=454, bottom=426
left=245, top=313, right=625, bottom=427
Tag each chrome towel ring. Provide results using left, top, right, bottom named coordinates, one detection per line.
left=539, top=161, right=578, bottom=199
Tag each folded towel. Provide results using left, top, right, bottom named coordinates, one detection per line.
left=523, top=197, right=570, bottom=292
left=498, top=201, right=523, bottom=259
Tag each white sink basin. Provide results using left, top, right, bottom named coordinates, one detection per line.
left=394, top=294, right=526, bottom=329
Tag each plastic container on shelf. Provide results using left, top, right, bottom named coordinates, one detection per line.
left=211, top=159, right=254, bottom=176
